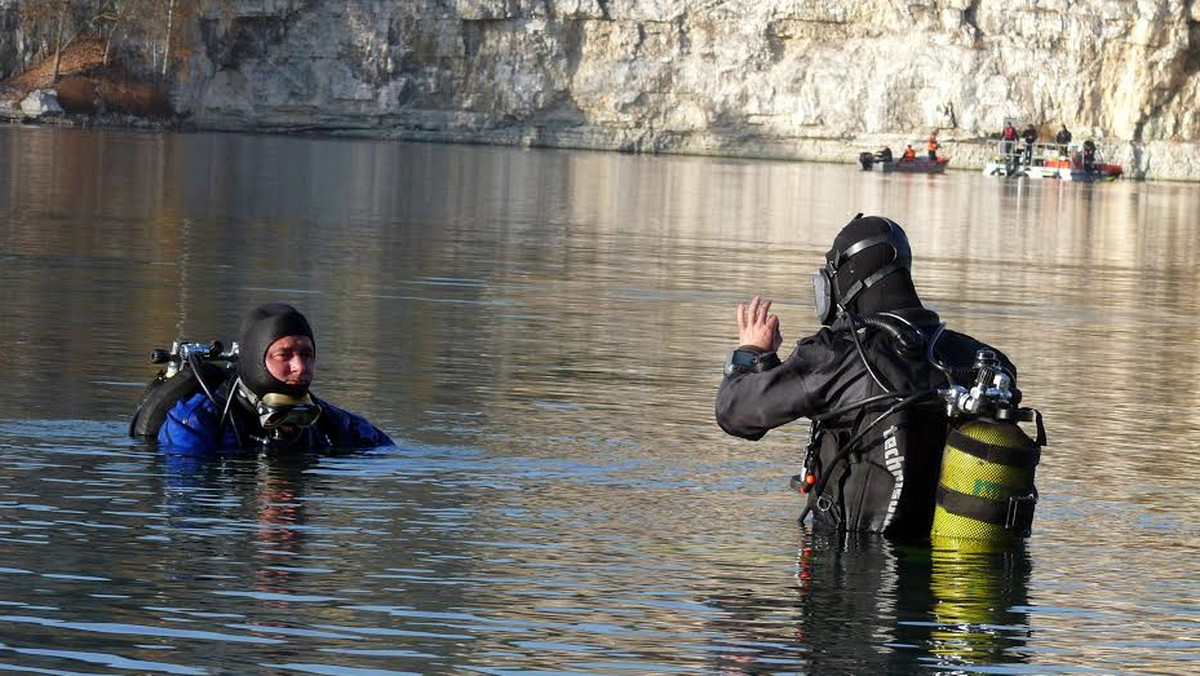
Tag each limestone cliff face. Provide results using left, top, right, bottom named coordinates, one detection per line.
left=172, top=0, right=1200, bottom=179
left=16, top=0, right=1200, bottom=179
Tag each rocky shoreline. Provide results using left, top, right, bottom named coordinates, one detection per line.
left=10, top=100, right=1199, bottom=182
left=0, top=96, right=177, bottom=132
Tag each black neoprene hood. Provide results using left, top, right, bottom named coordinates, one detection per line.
left=237, top=303, right=316, bottom=398
left=826, top=216, right=922, bottom=315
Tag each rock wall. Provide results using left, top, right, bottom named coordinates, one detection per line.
left=10, top=0, right=1200, bottom=180
left=171, top=0, right=1200, bottom=180
left=0, top=0, right=23, bottom=82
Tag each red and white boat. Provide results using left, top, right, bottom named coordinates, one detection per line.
left=983, top=141, right=1122, bottom=181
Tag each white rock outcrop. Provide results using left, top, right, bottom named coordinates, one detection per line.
left=166, top=0, right=1200, bottom=180
left=20, top=89, right=62, bottom=117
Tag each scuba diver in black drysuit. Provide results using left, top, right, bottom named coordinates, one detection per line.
left=715, top=215, right=1034, bottom=540
left=131, top=302, right=392, bottom=455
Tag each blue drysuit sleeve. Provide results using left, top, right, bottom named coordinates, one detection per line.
left=318, top=400, right=394, bottom=448
left=157, top=392, right=225, bottom=454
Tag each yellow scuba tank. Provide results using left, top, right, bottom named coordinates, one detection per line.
left=930, top=350, right=1045, bottom=544
left=931, top=418, right=1041, bottom=543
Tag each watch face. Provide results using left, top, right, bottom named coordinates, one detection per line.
left=731, top=350, right=759, bottom=368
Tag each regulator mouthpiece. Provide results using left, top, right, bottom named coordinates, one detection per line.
left=257, top=392, right=323, bottom=430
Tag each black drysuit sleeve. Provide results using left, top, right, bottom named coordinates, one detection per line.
left=714, top=329, right=867, bottom=441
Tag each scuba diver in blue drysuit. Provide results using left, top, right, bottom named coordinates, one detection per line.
left=131, top=302, right=392, bottom=454
left=715, top=215, right=1043, bottom=542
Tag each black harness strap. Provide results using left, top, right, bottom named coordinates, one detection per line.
left=936, top=484, right=1037, bottom=532
left=946, top=427, right=1040, bottom=468
left=838, top=260, right=909, bottom=309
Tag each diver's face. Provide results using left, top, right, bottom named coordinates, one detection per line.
left=265, top=335, right=316, bottom=389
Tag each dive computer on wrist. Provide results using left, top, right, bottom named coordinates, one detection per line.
left=723, top=349, right=781, bottom=377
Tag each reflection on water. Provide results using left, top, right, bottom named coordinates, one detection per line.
left=783, top=534, right=1033, bottom=675
left=2, top=125, right=1200, bottom=674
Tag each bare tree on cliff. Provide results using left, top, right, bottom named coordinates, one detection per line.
left=18, top=0, right=119, bottom=81
left=96, top=0, right=165, bottom=73
left=160, top=0, right=175, bottom=79
left=19, top=0, right=79, bottom=83
left=149, top=0, right=211, bottom=81
left=17, top=0, right=220, bottom=86
left=97, top=0, right=136, bottom=67
left=89, top=0, right=211, bottom=81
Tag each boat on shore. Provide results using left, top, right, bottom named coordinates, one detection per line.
left=982, top=141, right=1122, bottom=181
left=859, top=151, right=950, bottom=174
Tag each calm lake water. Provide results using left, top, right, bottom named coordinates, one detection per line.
left=2, top=125, right=1200, bottom=675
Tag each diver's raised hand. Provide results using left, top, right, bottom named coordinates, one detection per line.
left=736, top=295, right=783, bottom=353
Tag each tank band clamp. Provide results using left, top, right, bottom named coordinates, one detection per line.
left=1006, top=492, right=1038, bottom=531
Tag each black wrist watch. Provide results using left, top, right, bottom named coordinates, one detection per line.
left=723, top=349, right=781, bottom=377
